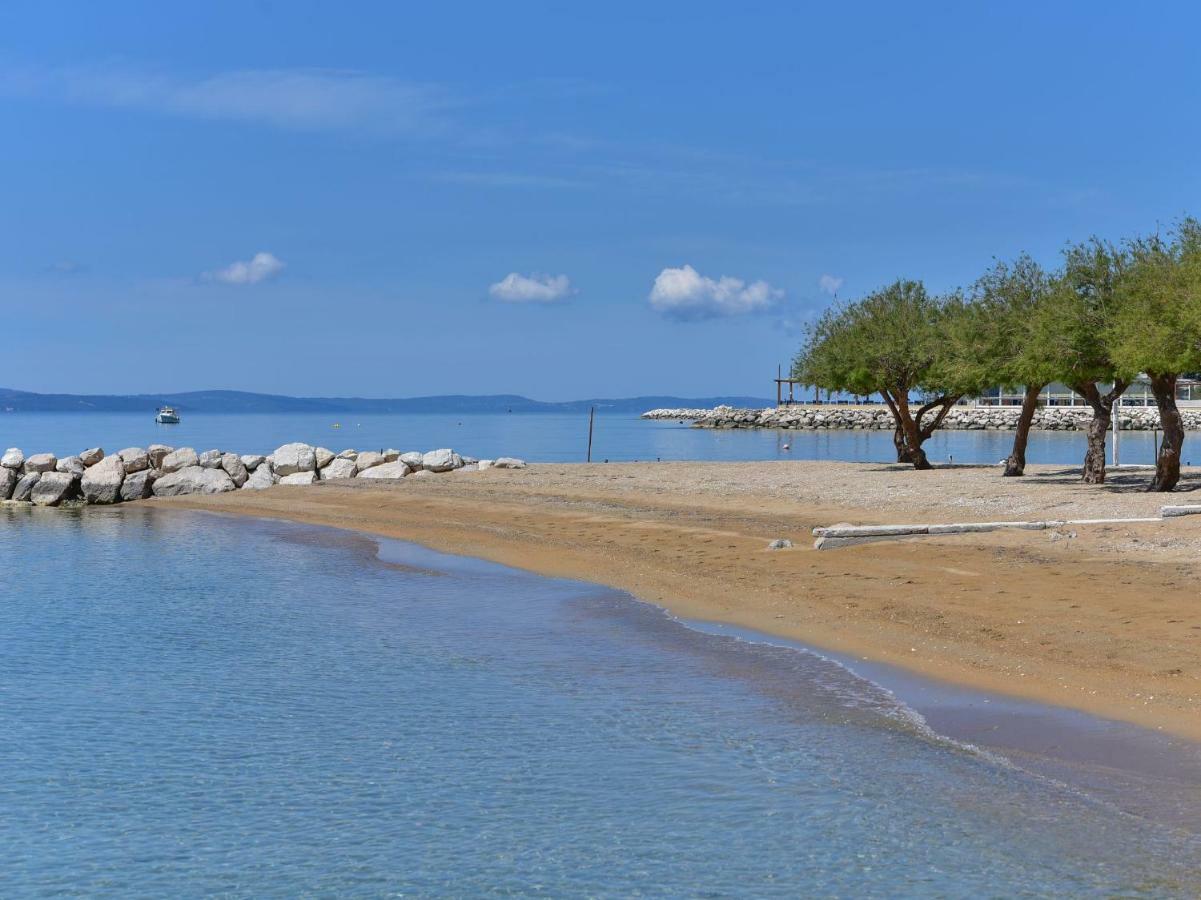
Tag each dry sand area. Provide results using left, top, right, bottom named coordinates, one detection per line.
left=157, top=461, right=1201, bottom=740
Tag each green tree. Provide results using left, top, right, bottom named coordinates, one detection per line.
left=794, top=279, right=984, bottom=470
left=1028, top=239, right=1131, bottom=484
left=1109, top=219, right=1201, bottom=491
left=965, top=255, right=1060, bottom=476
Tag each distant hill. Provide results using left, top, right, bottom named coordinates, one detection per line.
left=0, top=388, right=772, bottom=414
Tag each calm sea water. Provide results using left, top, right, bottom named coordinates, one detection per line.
left=0, top=410, right=1175, bottom=466
left=1, top=508, right=1198, bottom=896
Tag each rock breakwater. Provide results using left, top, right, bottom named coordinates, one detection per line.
left=0, top=442, right=526, bottom=508
left=642, top=405, right=1199, bottom=432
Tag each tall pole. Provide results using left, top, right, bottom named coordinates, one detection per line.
left=587, top=406, right=595, bottom=462
left=1112, top=392, right=1121, bottom=468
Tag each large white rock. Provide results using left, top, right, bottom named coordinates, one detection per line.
left=12, top=471, right=40, bottom=501
left=81, top=454, right=126, bottom=504
left=477, top=459, right=494, bottom=471
left=279, top=471, right=318, bottom=486
left=118, top=447, right=150, bottom=473
left=31, top=472, right=79, bottom=506
left=355, top=450, right=385, bottom=473
left=273, top=443, right=316, bottom=476
left=357, top=461, right=410, bottom=480
left=198, top=450, right=223, bottom=469
left=0, top=466, right=19, bottom=499
left=399, top=451, right=423, bottom=469
left=336, top=449, right=358, bottom=460
left=493, top=457, right=527, bottom=469
left=220, top=452, right=248, bottom=487
left=56, top=456, right=86, bottom=476
left=383, top=449, right=400, bottom=463
left=160, top=447, right=199, bottom=473
left=408, top=469, right=436, bottom=481
left=1, top=448, right=24, bottom=469
left=152, top=466, right=236, bottom=496
left=421, top=449, right=459, bottom=472
left=79, top=447, right=105, bottom=467
left=120, top=470, right=156, bottom=501
left=24, top=453, right=57, bottom=474
left=242, top=465, right=275, bottom=490
left=240, top=454, right=266, bottom=471
left=315, top=447, right=335, bottom=469
left=147, top=444, right=172, bottom=468
left=320, top=458, right=358, bottom=480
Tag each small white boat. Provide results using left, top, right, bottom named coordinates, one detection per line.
left=155, top=406, right=180, bottom=424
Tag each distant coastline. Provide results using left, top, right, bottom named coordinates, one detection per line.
left=0, top=388, right=773, bottom=415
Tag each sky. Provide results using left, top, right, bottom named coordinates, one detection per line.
left=3, top=2, right=1200, bottom=400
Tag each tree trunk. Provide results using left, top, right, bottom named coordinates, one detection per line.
left=1003, top=384, right=1043, bottom=477
left=1147, top=372, right=1183, bottom=492
left=880, top=390, right=913, bottom=463
left=1073, top=380, right=1127, bottom=485
left=895, top=393, right=932, bottom=470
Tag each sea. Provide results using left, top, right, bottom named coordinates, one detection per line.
left=0, top=409, right=1176, bottom=466
left=2, top=411, right=1200, bottom=896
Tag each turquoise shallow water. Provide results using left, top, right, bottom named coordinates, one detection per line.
left=0, top=409, right=1172, bottom=466
left=2, top=507, right=1199, bottom=896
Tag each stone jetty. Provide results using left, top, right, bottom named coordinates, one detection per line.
left=642, top=404, right=1201, bottom=432
left=0, top=442, right=526, bottom=508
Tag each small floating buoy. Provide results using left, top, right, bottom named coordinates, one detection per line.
left=332, top=423, right=341, bottom=429
left=782, top=443, right=791, bottom=450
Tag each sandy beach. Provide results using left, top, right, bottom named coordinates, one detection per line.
left=155, top=460, right=1201, bottom=741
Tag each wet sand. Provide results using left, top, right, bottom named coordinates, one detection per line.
left=154, top=461, right=1201, bottom=741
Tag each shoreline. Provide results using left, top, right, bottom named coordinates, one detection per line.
left=156, top=508, right=1201, bottom=830
left=146, top=460, right=1201, bottom=742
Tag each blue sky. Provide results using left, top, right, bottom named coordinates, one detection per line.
left=2, top=2, right=1199, bottom=399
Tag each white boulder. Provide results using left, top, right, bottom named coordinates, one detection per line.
left=152, top=466, right=236, bottom=496
left=56, top=456, right=86, bottom=476
left=315, top=447, right=335, bottom=469
left=493, top=457, right=527, bottom=469
left=400, top=451, right=423, bottom=469
left=81, top=455, right=126, bottom=504
left=272, top=443, right=316, bottom=476
left=421, top=449, right=459, bottom=472
left=242, top=465, right=275, bottom=490
left=355, top=451, right=385, bottom=473
left=477, top=459, right=494, bottom=471
left=336, top=449, right=358, bottom=460
left=147, top=444, right=172, bottom=468
left=280, top=471, right=318, bottom=486
left=1, top=448, right=24, bottom=469
left=358, top=461, right=410, bottom=480
left=383, top=449, right=400, bottom=462
left=220, top=452, right=249, bottom=487
left=198, top=450, right=223, bottom=469
left=320, top=458, right=358, bottom=480
left=12, top=471, right=40, bottom=501
left=240, top=454, right=266, bottom=471
left=0, top=467, right=17, bottom=500
left=79, top=447, right=105, bottom=466
left=160, top=447, right=199, bottom=473
left=120, top=470, right=156, bottom=501
left=118, top=447, right=150, bottom=473
left=31, top=472, right=79, bottom=507
left=24, top=453, right=57, bottom=474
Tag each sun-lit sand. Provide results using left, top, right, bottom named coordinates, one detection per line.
left=155, top=460, right=1201, bottom=740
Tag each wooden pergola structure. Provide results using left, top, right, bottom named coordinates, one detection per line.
left=774, top=378, right=810, bottom=406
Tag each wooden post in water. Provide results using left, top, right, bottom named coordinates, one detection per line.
left=587, top=406, right=595, bottom=462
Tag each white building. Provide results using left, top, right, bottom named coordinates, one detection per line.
left=971, top=376, right=1201, bottom=409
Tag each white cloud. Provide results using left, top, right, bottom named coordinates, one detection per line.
left=207, top=252, right=285, bottom=285
left=489, top=272, right=572, bottom=303
left=818, top=273, right=844, bottom=296
left=648, top=264, right=782, bottom=321
left=0, top=66, right=450, bottom=136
